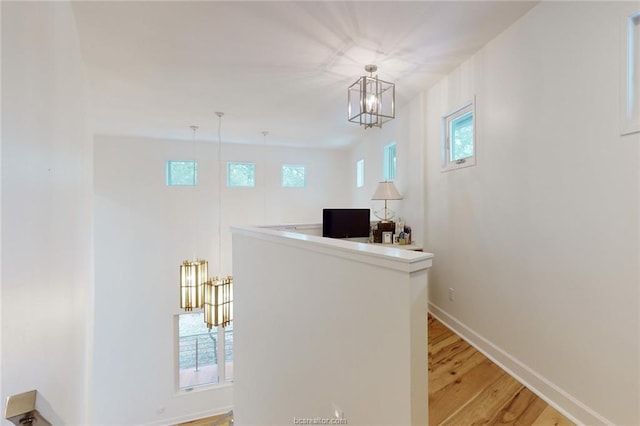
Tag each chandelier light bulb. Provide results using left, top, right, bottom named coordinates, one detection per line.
left=366, top=93, right=378, bottom=113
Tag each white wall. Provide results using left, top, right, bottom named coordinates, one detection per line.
left=424, top=2, right=639, bottom=425
left=349, top=97, right=426, bottom=245
left=232, top=226, right=431, bottom=426
left=1, top=2, right=94, bottom=424
left=93, top=134, right=349, bottom=425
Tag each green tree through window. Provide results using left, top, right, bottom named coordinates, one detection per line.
left=442, top=100, right=475, bottom=171
left=227, top=162, right=255, bottom=187
left=383, top=143, right=396, bottom=181
left=450, top=112, right=473, bottom=161
left=281, top=165, right=305, bottom=188
left=167, top=160, right=197, bottom=186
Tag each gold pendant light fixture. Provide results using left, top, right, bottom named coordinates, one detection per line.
left=180, top=259, right=208, bottom=311
left=204, top=276, right=233, bottom=328
left=178, top=115, right=233, bottom=329
left=179, top=125, right=209, bottom=311
left=202, top=112, right=233, bottom=329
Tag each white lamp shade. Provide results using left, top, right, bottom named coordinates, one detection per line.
left=371, top=181, right=403, bottom=200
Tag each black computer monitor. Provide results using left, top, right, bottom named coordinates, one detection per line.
left=322, top=208, right=371, bottom=239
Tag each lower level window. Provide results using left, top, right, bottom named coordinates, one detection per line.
left=177, top=312, right=233, bottom=390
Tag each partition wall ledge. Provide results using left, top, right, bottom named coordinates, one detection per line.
left=230, top=224, right=433, bottom=273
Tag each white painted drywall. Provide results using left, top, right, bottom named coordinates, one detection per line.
left=232, top=226, right=431, bottom=426
left=424, top=2, right=639, bottom=425
left=92, top=134, right=350, bottom=424
left=348, top=98, right=426, bottom=245
left=1, top=2, right=94, bottom=424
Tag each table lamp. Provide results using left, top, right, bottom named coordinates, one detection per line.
left=371, top=181, right=403, bottom=222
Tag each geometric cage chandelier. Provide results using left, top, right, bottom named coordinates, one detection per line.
left=348, top=64, right=395, bottom=129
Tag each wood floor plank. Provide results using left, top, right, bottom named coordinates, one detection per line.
left=430, top=346, right=488, bottom=394
left=175, top=411, right=232, bottom=426
left=429, top=333, right=471, bottom=366
left=440, top=371, right=525, bottom=425
left=429, top=315, right=454, bottom=344
left=428, top=315, right=574, bottom=426
left=532, top=406, right=575, bottom=426
left=490, top=387, right=548, bottom=425
left=429, top=358, right=504, bottom=425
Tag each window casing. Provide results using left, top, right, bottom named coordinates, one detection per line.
left=442, top=101, right=475, bottom=171
left=383, top=143, right=396, bottom=181
left=166, top=160, right=197, bottom=186
left=227, top=162, right=255, bottom=187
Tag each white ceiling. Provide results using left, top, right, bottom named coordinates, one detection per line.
left=72, top=1, right=537, bottom=148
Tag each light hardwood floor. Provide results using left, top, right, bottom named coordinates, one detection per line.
left=429, top=315, right=574, bottom=426
left=176, top=411, right=232, bottom=426
left=179, top=316, right=575, bottom=426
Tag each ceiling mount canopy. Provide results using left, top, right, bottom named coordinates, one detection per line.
left=348, top=64, right=395, bottom=129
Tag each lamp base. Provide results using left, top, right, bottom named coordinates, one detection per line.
left=372, top=221, right=395, bottom=243
left=373, top=207, right=395, bottom=222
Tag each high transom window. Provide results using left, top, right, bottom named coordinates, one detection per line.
left=281, top=164, right=305, bottom=188
left=227, top=162, right=255, bottom=187
left=442, top=100, right=475, bottom=171
left=166, top=160, right=197, bottom=186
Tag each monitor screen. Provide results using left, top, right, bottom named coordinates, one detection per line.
left=322, top=208, right=371, bottom=239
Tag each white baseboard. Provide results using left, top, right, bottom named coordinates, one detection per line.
left=142, top=406, right=233, bottom=426
left=428, top=303, right=612, bottom=426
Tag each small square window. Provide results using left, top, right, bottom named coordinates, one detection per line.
left=166, top=160, right=197, bottom=186
left=227, top=162, right=255, bottom=187
left=281, top=164, right=305, bottom=188
left=442, top=100, right=475, bottom=171
left=356, top=159, right=364, bottom=188
left=383, top=143, right=396, bottom=181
